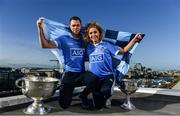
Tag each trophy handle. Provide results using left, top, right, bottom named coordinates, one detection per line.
left=16, top=78, right=28, bottom=95
left=15, top=78, right=25, bottom=89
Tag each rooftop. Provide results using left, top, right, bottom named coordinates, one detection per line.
left=0, top=87, right=180, bottom=115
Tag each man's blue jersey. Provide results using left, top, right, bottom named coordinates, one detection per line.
left=86, top=41, right=120, bottom=78
left=54, top=35, right=85, bottom=72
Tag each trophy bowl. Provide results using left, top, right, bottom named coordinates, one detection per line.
left=16, top=76, right=60, bottom=115
left=119, top=79, right=138, bottom=110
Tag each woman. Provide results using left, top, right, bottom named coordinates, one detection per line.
left=81, top=22, right=142, bottom=109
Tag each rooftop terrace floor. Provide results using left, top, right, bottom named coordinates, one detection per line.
left=0, top=88, right=180, bottom=115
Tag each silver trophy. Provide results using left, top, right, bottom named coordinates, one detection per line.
left=119, top=79, right=138, bottom=110
left=16, top=76, right=60, bottom=115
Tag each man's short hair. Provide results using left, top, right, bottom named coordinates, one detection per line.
left=69, top=16, right=82, bottom=24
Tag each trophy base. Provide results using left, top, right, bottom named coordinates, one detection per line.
left=23, top=103, right=51, bottom=115
left=120, top=101, right=136, bottom=110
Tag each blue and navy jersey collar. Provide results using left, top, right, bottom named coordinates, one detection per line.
left=90, top=40, right=103, bottom=47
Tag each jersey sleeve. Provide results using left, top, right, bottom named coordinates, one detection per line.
left=106, top=42, right=120, bottom=55
left=53, top=37, right=62, bottom=48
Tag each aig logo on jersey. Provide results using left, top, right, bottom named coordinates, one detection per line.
left=90, top=54, right=104, bottom=63
left=70, top=48, right=84, bottom=57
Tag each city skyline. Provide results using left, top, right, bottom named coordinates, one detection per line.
left=0, top=0, right=180, bottom=70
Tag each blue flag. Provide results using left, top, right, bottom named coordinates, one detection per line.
left=42, top=18, right=145, bottom=83
left=104, top=30, right=145, bottom=83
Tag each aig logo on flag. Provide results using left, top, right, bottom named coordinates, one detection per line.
left=90, top=54, right=104, bottom=63
left=70, top=48, right=84, bottom=57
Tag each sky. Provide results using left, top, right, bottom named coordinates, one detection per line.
left=0, top=0, right=180, bottom=70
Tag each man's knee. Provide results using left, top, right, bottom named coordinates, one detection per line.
left=58, top=83, right=74, bottom=109
left=58, top=99, right=71, bottom=109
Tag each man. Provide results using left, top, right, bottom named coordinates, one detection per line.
left=37, top=16, right=87, bottom=109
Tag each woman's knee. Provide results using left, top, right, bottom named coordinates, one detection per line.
left=100, top=88, right=111, bottom=98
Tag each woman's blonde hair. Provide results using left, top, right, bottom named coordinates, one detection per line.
left=84, top=22, right=104, bottom=43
